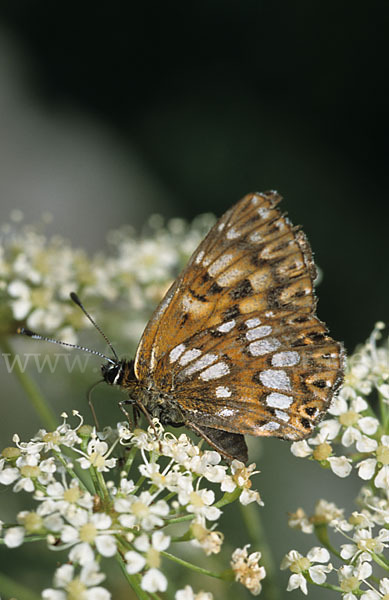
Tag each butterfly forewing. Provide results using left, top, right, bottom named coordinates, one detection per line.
left=133, top=191, right=344, bottom=444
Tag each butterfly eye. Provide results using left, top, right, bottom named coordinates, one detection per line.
left=102, top=363, right=123, bottom=385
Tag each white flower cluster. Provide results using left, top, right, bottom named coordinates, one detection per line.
left=284, top=323, right=389, bottom=598
left=291, top=322, right=388, bottom=483
left=0, top=413, right=264, bottom=598
left=0, top=211, right=215, bottom=345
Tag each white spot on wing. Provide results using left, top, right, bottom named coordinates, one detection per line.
left=275, top=409, right=289, bottom=422
left=216, top=407, right=235, bottom=418
left=200, top=362, right=230, bottom=381
left=217, top=319, right=236, bottom=333
left=179, top=348, right=202, bottom=366
left=258, top=421, right=280, bottom=432
left=181, top=353, right=218, bottom=376
left=258, top=206, right=270, bottom=219
left=259, top=369, right=291, bottom=391
left=169, top=343, right=186, bottom=363
left=249, top=231, right=262, bottom=243
left=218, top=222, right=226, bottom=232
left=272, top=351, right=300, bottom=367
left=226, top=227, right=240, bottom=240
left=215, top=385, right=231, bottom=398
left=249, top=338, right=281, bottom=356
left=245, top=317, right=261, bottom=328
left=217, top=268, right=242, bottom=287
left=245, top=325, right=272, bottom=341
left=195, top=250, right=205, bottom=264
left=208, top=253, right=234, bottom=277
left=266, top=392, right=293, bottom=409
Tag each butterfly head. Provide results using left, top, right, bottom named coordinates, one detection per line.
left=101, top=359, right=135, bottom=387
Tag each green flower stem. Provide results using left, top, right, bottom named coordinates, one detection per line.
left=378, top=388, right=389, bottom=432
left=372, top=551, right=389, bottom=570
left=160, top=491, right=177, bottom=503
left=134, top=475, right=146, bottom=492
left=122, top=445, right=138, bottom=476
left=0, top=570, right=41, bottom=600
left=1, top=337, right=58, bottom=430
left=307, top=578, right=344, bottom=593
left=314, top=523, right=342, bottom=559
left=239, top=502, right=281, bottom=600
left=0, top=534, right=44, bottom=544
left=161, top=550, right=228, bottom=579
left=170, top=529, right=194, bottom=543
left=116, top=552, right=155, bottom=600
left=214, top=487, right=241, bottom=508
left=54, top=450, right=93, bottom=494
left=96, top=468, right=111, bottom=505
left=165, top=513, right=195, bottom=525
left=89, top=464, right=100, bottom=495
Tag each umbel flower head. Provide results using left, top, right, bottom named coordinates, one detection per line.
left=0, top=210, right=215, bottom=343
left=0, top=412, right=264, bottom=598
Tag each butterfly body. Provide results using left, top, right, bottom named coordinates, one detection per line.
left=101, top=191, right=344, bottom=463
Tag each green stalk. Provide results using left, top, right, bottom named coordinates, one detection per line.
left=116, top=552, right=155, bottom=600
left=372, top=552, right=389, bottom=570
left=96, top=468, right=111, bottom=505
left=122, top=445, right=138, bottom=476
left=239, top=502, right=281, bottom=600
left=54, top=450, right=93, bottom=494
left=378, top=387, right=389, bottom=433
left=1, top=337, right=57, bottom=430
left=161, top=550, right=228, bottom=579
left=0, top=570, right=41, bottom=600
left=314, top=523, right=342, bottom=559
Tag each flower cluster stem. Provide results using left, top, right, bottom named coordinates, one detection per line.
left=240, top=502, right=281, bottom=600
left=0, top=570, right=41, bottom=600
left=116, top=552, right=156, bottom=599
left=1, top=338, right=57, bottom=430
left=161, top=550, right=226, bottom=579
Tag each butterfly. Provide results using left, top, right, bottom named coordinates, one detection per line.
left=19, top=191, right=344, bottom=463
left=98, top=191, right=344, bottom=463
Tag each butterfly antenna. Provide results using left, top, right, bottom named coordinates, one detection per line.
left=70, top=292, right=119, bottom=362
left=17, top=327, right=117, bottom=364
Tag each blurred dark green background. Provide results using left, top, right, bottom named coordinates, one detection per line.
left=0, top=2, right=387, bottom=599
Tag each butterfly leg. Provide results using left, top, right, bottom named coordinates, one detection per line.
left=87, top=380, right=104, bottom=431
left=118, top=399, right=135, bottom=429
left=187, top=422, right=248, bottom=464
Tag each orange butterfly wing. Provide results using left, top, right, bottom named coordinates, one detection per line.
left=133, top=191, right=344, bottom=441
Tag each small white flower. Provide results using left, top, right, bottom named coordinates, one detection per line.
left=291, top=440, right=312, bottom=458
left=125, top=550, right=146, bottom=574
left=340, top=528, right=389, bottom=562
left=287, top=508, right=313, bottom=534
left=357, top=435, right=389, bottom=490
left=231, top=544, right=266, bottom=596
left=281, top=547, right=332, bottom=595
left=4, top=526, right=25, bottom=548
left=115, top=490, right=169, bottom=531
left=42, top=561, right=110, bottom=600
left=191, top=520, right=224, bottom=555
left=338, top=562, right=372, bottom=599
left=179, top=487, right=221, bottom=521
left=0, top=458, right=19, bottom=485
left=327, top=455, right=353, bottom=478
left=141, top=567, right=167, bottom=593
left=36, top=480, right=93, bottom=518
left=77, top=439, right=117, bottom=472
left=59, top=511, right=117, bottom=563
left=175, top=585, right=213, bottom=600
